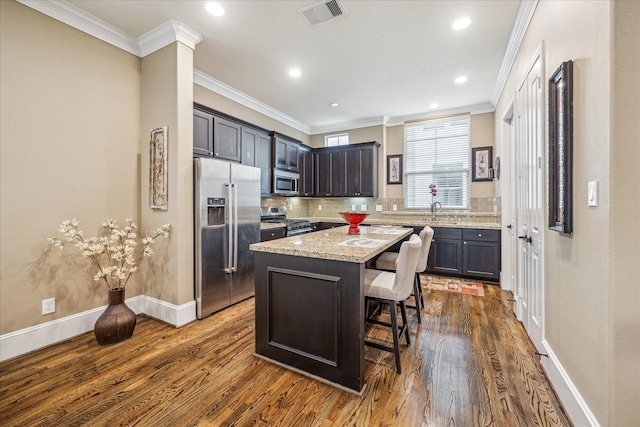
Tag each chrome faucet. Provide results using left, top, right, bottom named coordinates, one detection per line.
left=430, top=201, right=442, bottom=221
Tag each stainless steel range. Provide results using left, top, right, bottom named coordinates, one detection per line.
left=260, top=206, right=313, bottom=237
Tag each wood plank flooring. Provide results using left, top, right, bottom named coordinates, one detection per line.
left=0, top=277, right=572, bottom=426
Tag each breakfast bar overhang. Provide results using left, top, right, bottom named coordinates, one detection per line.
left=250, top=226, right=412, bottom=393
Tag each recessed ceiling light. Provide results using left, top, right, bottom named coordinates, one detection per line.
left=288, top=68, right=302, bottom=78
left=452, top=17, right=471, bottom=30
left=330, top=103, right=340, bottom=107
left=206, top=2, right=225, bottom=16
left=454, top=76, right=468, bottom=84
left=429, top=103, right=439, bottom=109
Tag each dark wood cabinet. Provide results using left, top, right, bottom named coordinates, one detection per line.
left=260, top=227, right=286, bottom=242
left=242, top=127, right=271, bottom=195
left=213, top=116, right=242, bottom=162
left=343, top=143, right=378, bottom=197
left=241, top=127, right=258, bottom=166
left=426, top=227, right=500, bottom=281
left=257, top=132, right=272, bottom=195
left=193, top=108, right=214, bottom=157
left=273, top=133, right=300, bottom=172
left=299, top=147, right=315, bottom=197
left=462, top=229, right=500, bottom=280
left=315, top=149, right=344, bottom=197
left=427, top=228, right=463, bottom=275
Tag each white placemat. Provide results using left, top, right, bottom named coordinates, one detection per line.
left=371, top=228, right=406, bottom=235
left=336, top=238, right=388, bottom=248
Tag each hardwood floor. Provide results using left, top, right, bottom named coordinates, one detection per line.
left=0, top=277, right=572, bottom=426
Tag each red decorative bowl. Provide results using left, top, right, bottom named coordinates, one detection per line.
left=339, top=212, right=369, bottom=235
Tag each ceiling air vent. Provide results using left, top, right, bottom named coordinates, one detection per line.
left=298, top=0, right=346, bottom=26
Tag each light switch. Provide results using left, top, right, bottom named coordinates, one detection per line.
left=376, top=205, right=383, bottom=212
left=588, top=180, right=598, bottom=206
left=318, top=205, right=322, bottom=211
left=392, top=204, right=397, bottom=211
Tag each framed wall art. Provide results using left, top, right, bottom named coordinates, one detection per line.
left=472, top=146, right=493, bottom=182
left=387, top=154, right=403, bottom=184
left=548, top=60, right=573, bottom=234
left=149, top=127, right=168, bottom=210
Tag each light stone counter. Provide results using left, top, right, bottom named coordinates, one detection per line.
left=299, top=216, right=501, bottom=230
left=260, top=222, right=286, bottom=231
left=250, top=225, right=412, bottom=263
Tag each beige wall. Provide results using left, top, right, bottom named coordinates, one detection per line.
left=0, top=1, right=142, bottom=333
left=493, top=1, right=639, bottom=425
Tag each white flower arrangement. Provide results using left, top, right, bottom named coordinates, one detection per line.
left=49, top=218, right=171, bottom=290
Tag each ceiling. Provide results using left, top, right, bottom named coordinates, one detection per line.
left=63, top=0, right=522, bottom=133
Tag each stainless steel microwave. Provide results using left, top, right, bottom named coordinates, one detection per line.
left=272, top=169, right=299, bottom=196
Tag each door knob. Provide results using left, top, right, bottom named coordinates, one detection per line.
left=506, top=224, right=513, bottom=229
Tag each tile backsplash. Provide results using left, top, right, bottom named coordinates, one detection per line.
left=261, top=196, right=501, bottom=225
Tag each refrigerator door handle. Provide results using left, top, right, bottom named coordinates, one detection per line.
left=224, top=183, right=233, bottom=273
left=232, top=183, right=238, bottom=272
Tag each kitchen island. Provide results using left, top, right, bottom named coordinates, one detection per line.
left=249, top=225, right=412, bottom=394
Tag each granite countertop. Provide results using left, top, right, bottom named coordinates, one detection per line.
left=260, top=222, right=286, bottom=230
left=299, top=216, right=502, bottom=230
left=250, top=225, right=412, bottom=263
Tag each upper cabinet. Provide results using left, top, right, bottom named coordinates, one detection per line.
left=299, top=146, right=315, bottom=197
left=343, top=143, right=378, bottom=197
left=193, top=103, right=272, bottom=193
left=273, top=133, right=301, bottom=172
left=316, top=149, right=344, bottom=197
left=193, top=108, right=214, bottom=157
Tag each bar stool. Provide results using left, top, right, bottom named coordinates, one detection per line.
left=374, top=226, right=434, bottom=323
left=364, top=234, right=422, bottom=374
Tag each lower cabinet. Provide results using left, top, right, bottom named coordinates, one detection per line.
left=260, top=227, right=286, bottom=242
left=426, top=227, right=500, bottom=281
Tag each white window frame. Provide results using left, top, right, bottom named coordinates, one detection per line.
left=403, top=115, right=470, bottom=210
left=325, top=133, right=349, bottom=147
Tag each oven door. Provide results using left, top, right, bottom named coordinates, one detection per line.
left=273, top=170, right=299, bottom=196
left=287, top=226, right=313, bottom=237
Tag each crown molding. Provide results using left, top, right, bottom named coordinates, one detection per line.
left=17, top=0, right=141, bottom=56
left=309, top=116, right=389, bottom=135
left=194, top=69, right=311, bottom=135
left=490, top=0, right=539, bottom=106
left=17, top=1, right=202, bottom=58
left=138, top=20, right=203, bottom=57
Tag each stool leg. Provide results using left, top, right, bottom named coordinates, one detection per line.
left=412, top=275, right=422, bottom=323
left=388, top=300, right=402, bottom=374
left=399, top=300, right=410, bottom=346
left=416, top=273, right=425, bottom=308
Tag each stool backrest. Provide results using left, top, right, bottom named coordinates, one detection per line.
left=393, top=234, right=422, bottom=301
left=415, top=226, right=434, bottom=273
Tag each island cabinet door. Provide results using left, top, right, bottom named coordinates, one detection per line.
left=254, top=252, right=365, bottom=393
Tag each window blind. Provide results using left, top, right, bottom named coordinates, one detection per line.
left=404, top=115, right=470, bottom=209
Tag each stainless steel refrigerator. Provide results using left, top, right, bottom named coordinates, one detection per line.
left=194, top=157, right=260, bottom=319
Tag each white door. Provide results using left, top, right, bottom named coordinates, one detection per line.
left=500, top=101, right=517, bottom=300
left=515, top=48, right=545, bottom=352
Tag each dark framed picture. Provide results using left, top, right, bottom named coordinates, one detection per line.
left=472, top=146, right=493, bottom=182
left=387, top=154, right=402, bottom=184
left=548, top=60, right=573, bottom=234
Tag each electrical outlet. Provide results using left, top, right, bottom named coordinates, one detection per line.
left=351, top=204, right=356, bottom=211
left=318, top=205, right=322, bottom=211
left=392, top=204, right=398, bottom=211
left=42, top=298, right=55, bottom=315
left=360, top=205, right=367, bottom=211
left=376, top=205, right=383, bottom=212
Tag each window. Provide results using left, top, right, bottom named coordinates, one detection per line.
left=404, top=115, right=470, bottom=209
left=325, top=133, right=349, bottom=147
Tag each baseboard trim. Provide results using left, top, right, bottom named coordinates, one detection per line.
left=541, top=339, right=601, bottom=427
left=0, top=295, right=196, bottom=362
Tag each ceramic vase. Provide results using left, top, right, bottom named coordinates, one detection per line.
left=94, top=287, right=136, bottom=346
